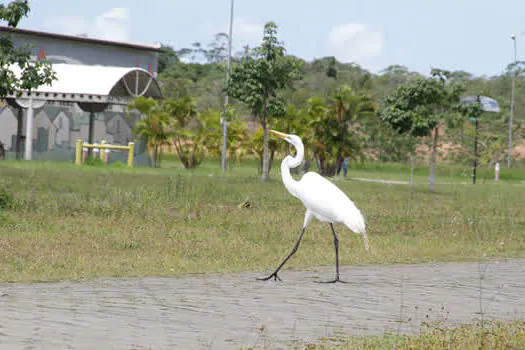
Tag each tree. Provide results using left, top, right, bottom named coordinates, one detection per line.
left=165, top=96, right=205, bottom=169
left=428, top=69, right=466, bottom=189
left=227, top=21, right=302, bottom=181
left=264, top=104, right=313, bottom=174
left=373, top=65, right=421, bottom=100
left=190, top=42, right=206, bottom=62
left=326, top=56, right=337, bottom=79
left=307, top=86, right=373, bottom=176
left=272, top=104, right=310, bottom=151
left=128, top=97, right=170, bottom=168
left=378, top=69, right=464, bottom=192
left=205, top=33, right=229, bottom=64
left=200, top=106, right=249, bottom=162
left=365, top=116, right=418, bottom=162
left=1, top=0, right=56, bottom=98
left=176, top=48, right=193, bottom=61
left=248, top=127, right=279, bottom=175
left=157, top=45, right=179, bottom=74
left=378, top=65, right=417, bottom=87
left=453, top=100, right=514, bottom=172
left=331, top=85, right=375, bottom=174
left=158, top=59, right=225, bottom=108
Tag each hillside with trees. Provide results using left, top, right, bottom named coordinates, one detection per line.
left=133, top=23, right=525, bottom=179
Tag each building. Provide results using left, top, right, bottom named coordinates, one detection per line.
left=0, top=26, right=163, bottom=164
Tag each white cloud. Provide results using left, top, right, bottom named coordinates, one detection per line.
left=93, top=8, right=130, bottom=41
left=327, top=23, right=384, bottom=69
left=45, top=8, right=131, bottom=42
left=232, top=18, right=264, bottom=48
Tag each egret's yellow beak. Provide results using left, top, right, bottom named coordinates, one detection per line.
left=269, top=129, right=289, bottom=139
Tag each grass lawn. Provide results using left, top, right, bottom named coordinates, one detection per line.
left=1, top=158, right=525, bottom=283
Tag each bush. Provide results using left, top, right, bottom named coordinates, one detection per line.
left=110, top=161, right=127, bottom=168
left=0, top=188, right=14, bottom=209
left=84, top=156, right=105, bottom=167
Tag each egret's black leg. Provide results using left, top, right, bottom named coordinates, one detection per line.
left=316, top=224, right=347, bottom=284
left=258, top=227, right=306, bottom=282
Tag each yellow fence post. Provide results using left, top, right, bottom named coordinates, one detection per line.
left=100, top=140, right=106, bottom=162
left=127, top=142, right=135, bottom=167
left=75, top=139, right=83, bottom=165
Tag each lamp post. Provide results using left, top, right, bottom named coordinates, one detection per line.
left=221, top=0, right=234, bottom=172
left=460, top=95, right=500, bottom=184
left=472, top=96, right=480, bottom=184
left=508, top=34, right=517, bottom=168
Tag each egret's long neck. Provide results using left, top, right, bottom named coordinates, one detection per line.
left=281, top=140, right=304, bottom=198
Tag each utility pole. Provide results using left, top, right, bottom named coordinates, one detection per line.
left=508, top=34, right=517, bottom=168
left=221, top=0, right=234, bottom=172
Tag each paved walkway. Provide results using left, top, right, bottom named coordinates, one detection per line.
left=1, top=259, right=524, bottom=349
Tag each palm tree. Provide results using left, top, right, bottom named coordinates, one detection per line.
left=129, top=97, right=170, bottom=168
left=329, top=85, right=375, bottom=175
left=248, top=127, right=279, bottom=175
left=308, top=86, right=374, bottom=176
left=200, top=107, right=249, bottom=162
left=272, top=104, right=313, bottom=173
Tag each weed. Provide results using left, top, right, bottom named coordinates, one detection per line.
left=0, top=188, right=13, bottom=209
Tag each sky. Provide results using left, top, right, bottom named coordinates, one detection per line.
left=16, top=0, right=525, bottom=76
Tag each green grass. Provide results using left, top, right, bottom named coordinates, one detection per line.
left=1, top=159, right=525, bottom=282
left=310, top=320, right=525, bottom=349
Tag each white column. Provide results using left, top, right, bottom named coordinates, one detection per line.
left=24, top=94, right=34, bottom=160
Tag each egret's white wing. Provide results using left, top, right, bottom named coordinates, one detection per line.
left=296, top=172, right=364, bottom=231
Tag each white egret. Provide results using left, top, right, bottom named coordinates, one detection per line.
left=258, top=129, right=369, bottom=283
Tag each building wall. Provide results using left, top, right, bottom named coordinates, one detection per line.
left=1, top=102, right=147, bottom=165
left=0, top=107, right=17, bottom=149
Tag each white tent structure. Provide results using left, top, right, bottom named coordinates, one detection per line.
left=6, top=63, right=162, bottom=160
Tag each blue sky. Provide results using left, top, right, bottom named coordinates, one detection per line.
left=18, top=0, right=525, bottom=76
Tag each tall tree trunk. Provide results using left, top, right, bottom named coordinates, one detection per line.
left=409, top=153, right=415, bottom=200
left=261, top=91, right=270, bottom=181
left=269, top=149, right=274, bottom=173
left=146, top=143, right=152, bottom=167
left=156, top=144, right=161, bottom=168
left=258, top=151, right=263, bottom=174
left=153, top=143, right=158, bottom=168
left=262, top=120, right=270, bottom=181
left=335, top=158, right=341, bottom=176
left=429, top=126, right=439, bottom=193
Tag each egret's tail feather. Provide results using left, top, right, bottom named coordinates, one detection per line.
left=343, top=210, right=366, bottom=234
left=343, top=209, right=369, bottom=251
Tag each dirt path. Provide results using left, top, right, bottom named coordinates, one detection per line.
left=1, top=259, right=524, bottom=350
left=350, top=177, right=475, bottom=185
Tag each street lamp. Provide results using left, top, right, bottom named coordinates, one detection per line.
left=508, top=33, right=517, bottom=168
left=221, top=0, right=234, bottom=172
left=472, top=95, right=481, bottom=184
left=460, top=95, right=500, bottom=184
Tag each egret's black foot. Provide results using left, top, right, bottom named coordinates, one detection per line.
left=257, top=272, right=282, bottom=282
left=315, top=277, right=348, bottom=284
